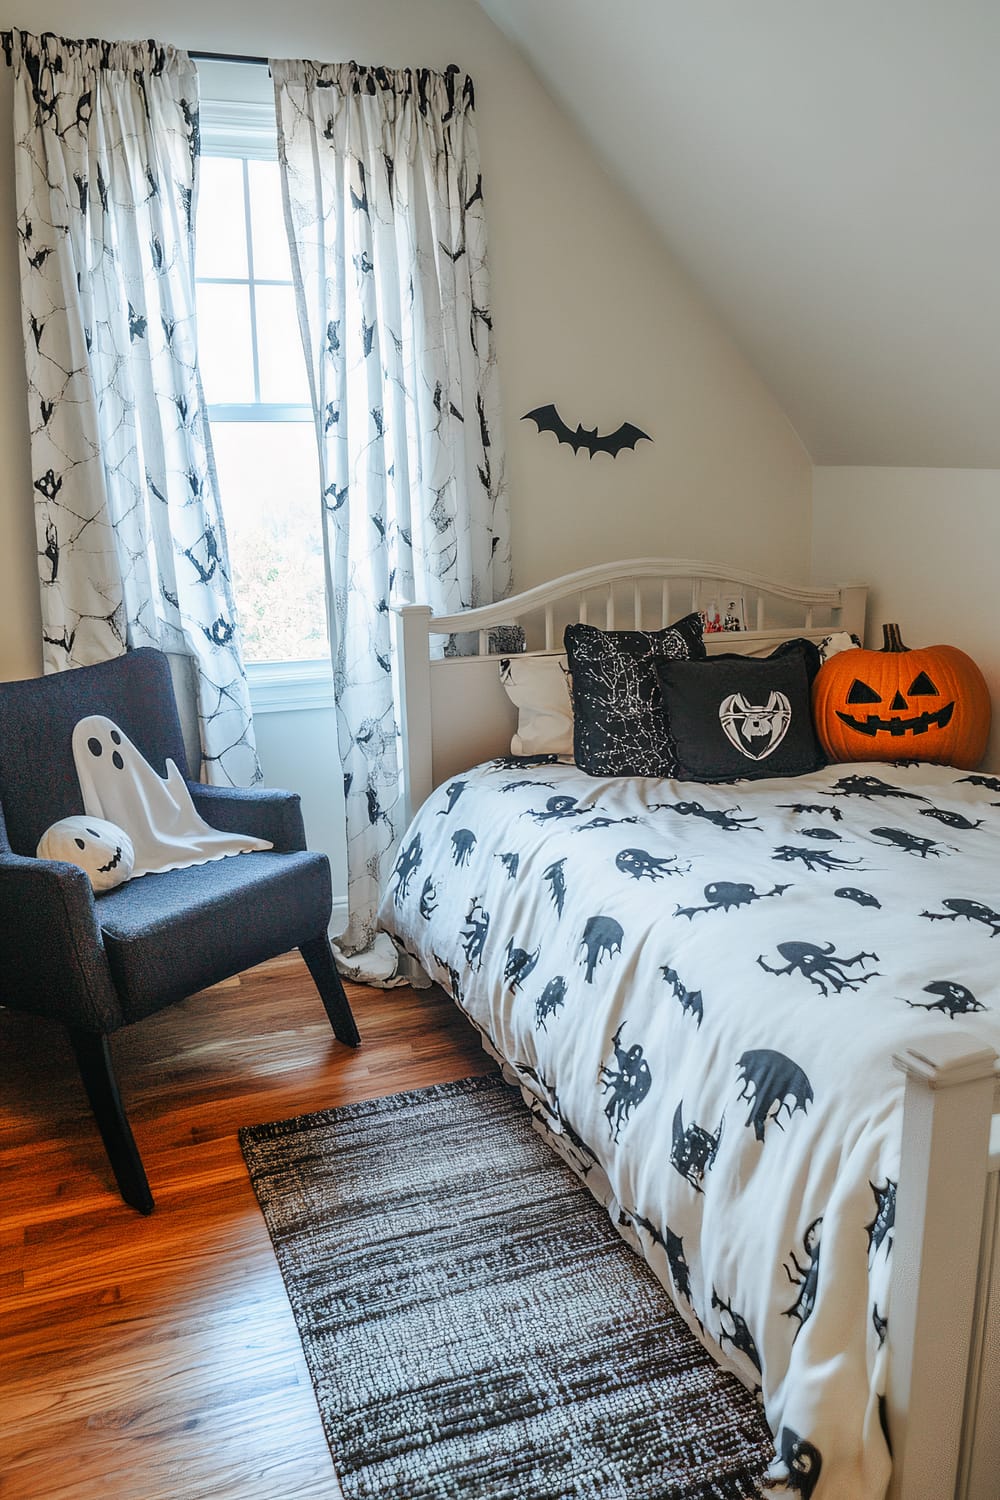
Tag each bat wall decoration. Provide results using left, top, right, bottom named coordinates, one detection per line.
left=521, top=403, right=652, bottom=458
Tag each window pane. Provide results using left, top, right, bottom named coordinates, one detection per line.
left=196, top=283, right=255, bottom=403
left=255, top=284, right=310, bottom=404
left=210, top=421, right=328, bottom=664
left=195, top=157, right=248, bottom=279
left=248, top=159, right=294, bottom=281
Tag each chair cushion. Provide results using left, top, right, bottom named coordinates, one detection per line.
left=96, top=851, right=332, bottom=1022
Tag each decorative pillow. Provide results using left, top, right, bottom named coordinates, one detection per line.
left=655, top=645, right=825, bottom=782
left=818, top=631, right=863, bottom=663
left=37, top=815, right=135, bottom=891
left=564, top=613, right=706, bottom=777
left=499, top=654, right=574, bottom=758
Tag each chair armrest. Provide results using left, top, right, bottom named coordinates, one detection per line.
left=187, top=784, right=307, bottom=853
left=0, top=853, right=122, bottom=1032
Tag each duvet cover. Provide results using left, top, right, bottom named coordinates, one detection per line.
left=377, top=757, right=1000, bottom=1500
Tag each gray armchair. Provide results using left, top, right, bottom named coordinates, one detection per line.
left=0, top=648, right=359, bottom=1213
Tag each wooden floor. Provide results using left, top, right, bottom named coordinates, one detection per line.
left=0, top=956, right=494, bottom=1499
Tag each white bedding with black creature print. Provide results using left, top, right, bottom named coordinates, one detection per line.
left=377, top=758, right=1000, bottom=1500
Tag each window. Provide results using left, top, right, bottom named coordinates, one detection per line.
left=196, top=94, right=329, bottom=685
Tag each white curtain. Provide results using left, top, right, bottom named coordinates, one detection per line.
left=5, top=30, right=258, bottom=786
left=273, top=60, right=511, bottom=977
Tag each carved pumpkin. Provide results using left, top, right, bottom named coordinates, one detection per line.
left=812, top=624, right=991, bottom=769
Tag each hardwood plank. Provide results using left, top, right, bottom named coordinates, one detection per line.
left=0, top=958, right=494, bottom=1499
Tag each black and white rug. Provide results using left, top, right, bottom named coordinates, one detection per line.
left=240, top=1074, right=772, bottom=1500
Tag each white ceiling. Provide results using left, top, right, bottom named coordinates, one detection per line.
left=476, top=0, right=1000, bottom=467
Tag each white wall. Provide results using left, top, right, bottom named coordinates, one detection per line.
left=812, top=467, right=1000, bottom=772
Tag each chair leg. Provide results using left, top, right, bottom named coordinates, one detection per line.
left=299, top=933, right=361, bottom=1047
left=68, top=1029, right=154, bottom=1215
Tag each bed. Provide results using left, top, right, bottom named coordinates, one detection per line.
left=378, top=559, right=1000, bottom=1500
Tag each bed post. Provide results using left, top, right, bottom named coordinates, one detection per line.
left=886, top=1036, right=998, bottom=1500
left=837, top=583, right=868, bottom=643
left=393, top=604, right=434, bottom=827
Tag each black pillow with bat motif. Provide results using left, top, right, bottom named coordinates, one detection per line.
left=654, top=644, right=825, bottom=782
left=564, top=614, right=706, bottom=777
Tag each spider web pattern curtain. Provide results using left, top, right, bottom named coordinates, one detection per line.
left=273, top=60, right=511, bottom=974
left=4, top=31, right=259, bottom=786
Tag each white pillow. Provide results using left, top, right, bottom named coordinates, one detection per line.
left=37, top=815, right=135, bottom=892
left=818, top=631, right=863, bottom=662
left=499, top=654, right=574, bottom=757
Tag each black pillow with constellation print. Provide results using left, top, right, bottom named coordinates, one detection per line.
left=655, top=644, right=825, bottom=782
left=564, top=613, right=706, bottom=778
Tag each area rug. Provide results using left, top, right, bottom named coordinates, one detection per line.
left=239, top=1074, right=773, bottom=1500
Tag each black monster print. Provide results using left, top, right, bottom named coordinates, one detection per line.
left=830, top=773, right=929, bottom=802
left=436, top=779, right=468, bottom=814
left=774, top=1427, right=823, bottom=1500
left=615, top=847, right=689, bottom=881
left=621, top=1212, right=702, bottom=1328
left=778, top=802, right=843, bottom=822
left=869, top=826, right=953, bottom=859
left=866, top=1179, right=896, bottom=1260
left=598, top=1025, right=652, bottom=1139
left=460, top=898, right=490, bottom=969
left=573, top=814, right=640, bottom=832
left=670, top=1102, right=724, bottom=1192
left=496, top=851, right=520, bottom=880
left=488, top=754, right=560, bottom=770
left=660, top=965, right=704, bottom=1027
left=534, top=976, right=568, bottom=1031
left=450, top=828, right=477, bottom=866
left=499, top=778, right=556, bottom=794
left=579, top=915, right=624, bottom=982
left=796, top=826, right=843, bottom=841
left=783, top=1218, right=822, bottom=1338
left=543, top=858, right=567, bottom=917
left=418, top=877, right=438, bottom=920
left=736, top=1050, right=813, bottom=1141
left=904, top=980, right=985, bottom=1018
left=524, top=795, right=588, bottom=825
left=675, top=881, right=789, bottom=918
left=956, top=773, right=1000, bottom=793
left=652, top=800, right=760, bottom=831
left=711, top=1288, right=762, bottom=1374
left=389, top=833, right=422, bottom=906
left=921, top=898, right=1000, bottom=937
left=664, top=1228, right=698, bottom=1319
left=919, top=807, right=984, bottom=831
left=432, top=952, right=464, bottom=1005
left=757, top=941, right=879, bottom=996
left=503, top=938, right=540, bottom=993
left=835, top=886, right=881, bottom=909
left=772, top=845, right=864, bottom=873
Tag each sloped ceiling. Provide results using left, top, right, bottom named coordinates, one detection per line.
left=476, top=0, right=1000, bottom=467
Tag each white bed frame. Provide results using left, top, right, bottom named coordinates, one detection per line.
left=392, top=557, right=1000, bottom=1500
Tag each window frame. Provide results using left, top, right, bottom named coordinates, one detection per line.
left=198, top=96, right=331, bottom=713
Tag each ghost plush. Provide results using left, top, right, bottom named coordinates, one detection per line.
left=37, top=815, right=135, bottom=892
left=71, top=715, right=272, bottom=878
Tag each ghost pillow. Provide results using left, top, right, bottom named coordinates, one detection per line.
left=37, top=816, right=135, bottom=891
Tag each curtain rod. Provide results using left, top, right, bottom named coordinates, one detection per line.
left=190, top=49, right=269, bottom=67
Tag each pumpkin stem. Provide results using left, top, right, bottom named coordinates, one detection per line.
left=881, top=623, right=909, bottom=653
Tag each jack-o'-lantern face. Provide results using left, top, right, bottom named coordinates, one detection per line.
left=835, top=669, right=953, bottom=740
left=812, top=625, right=991, bottom=770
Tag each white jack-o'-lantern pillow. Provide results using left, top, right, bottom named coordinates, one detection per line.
left=37, top=816, right=135, bottom=892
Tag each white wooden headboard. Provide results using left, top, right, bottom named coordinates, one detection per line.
left=392, top=557, right=867, bottom=823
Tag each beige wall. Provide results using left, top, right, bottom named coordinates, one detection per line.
left=0, top=0, right=812, bottom=682
left=812, top=467, right=1000, bottom=772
